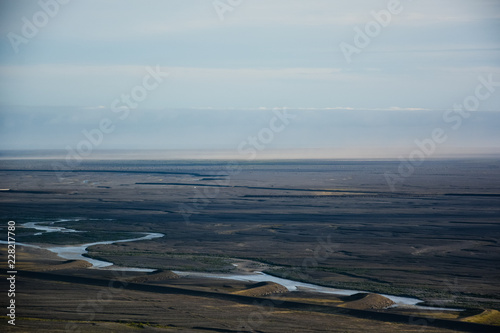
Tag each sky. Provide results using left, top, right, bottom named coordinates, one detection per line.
left=0, top=0, right=499, bottom=156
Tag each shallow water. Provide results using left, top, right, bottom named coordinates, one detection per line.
left=24, top=219, right=81, bottom=233
left=172, top=271, right=461, bottom=311
left=173, top=270, right=420, bottom=305
left=18, top=219, right=163, bottom=272
left=9, top=218, right=461, bottom=310
left=47, top=232, right=164, bottom=271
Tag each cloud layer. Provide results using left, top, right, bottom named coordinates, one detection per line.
left=0, top=0, right=499, bottom=152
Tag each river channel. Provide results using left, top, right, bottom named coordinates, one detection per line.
left=4, top=219, right=461, bottom=310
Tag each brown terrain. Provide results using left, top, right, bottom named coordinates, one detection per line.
left=339, top=293, right=395, bottom=310
left=1, top=158, right=499, bottom=332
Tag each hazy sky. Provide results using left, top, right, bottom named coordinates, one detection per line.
left=0, top=0, right=499, bottom=155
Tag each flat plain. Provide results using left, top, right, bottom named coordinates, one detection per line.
left=1, top=158, right=499, bottom=332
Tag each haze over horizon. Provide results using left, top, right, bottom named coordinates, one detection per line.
left=1, top=0, right=499, bottom=157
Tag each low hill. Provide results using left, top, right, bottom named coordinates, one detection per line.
left=461, top=309, right=500, bottom=326
left=129, top=270, right=180, bottom=283
left=233, top=281, right=288, bottom=297
left=339, top=293, right=395, bottom=310
left=39, top=260, right=93, bottom=271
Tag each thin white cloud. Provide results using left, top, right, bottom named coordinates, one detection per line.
left=418, top=66, right=500, bottom=74
left=0, top=65, right=344, bottom=82
left=169, top=67, right=344, bottom=81
left=6, top=0, right=496, bottom=42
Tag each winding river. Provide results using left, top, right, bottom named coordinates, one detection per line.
left=5, top=219, right=461, bottom=310
left=2, top=219, right=163, bottom=272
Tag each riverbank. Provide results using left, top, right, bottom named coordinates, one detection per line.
left=9, top=218, right=463, bottom=311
